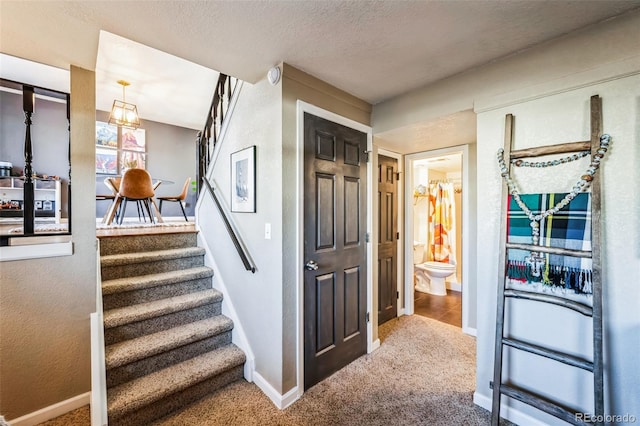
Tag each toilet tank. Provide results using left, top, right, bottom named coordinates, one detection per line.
left=413, top=242, right=425, bottom=264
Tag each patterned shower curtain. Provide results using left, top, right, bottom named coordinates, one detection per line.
left=428, top=182, right=456, bottom=263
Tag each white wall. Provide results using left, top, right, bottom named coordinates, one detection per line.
left=372, top=9, right=640, bottom=424
left=0, top=66, right=97, bottom=420
left=373, top=10, right=640, bottom=137
left=196, top=76, right=284, bottom=391
left=475, top=74, right=640, bottom=424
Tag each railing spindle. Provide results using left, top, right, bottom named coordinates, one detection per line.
left=22, top=85, right=35, bottom=235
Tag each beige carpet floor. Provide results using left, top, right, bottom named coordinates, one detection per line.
left=39, top=315, right=505, bottom=426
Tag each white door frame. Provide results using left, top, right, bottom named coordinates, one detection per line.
left=404, top=144, right=477, bottom=336
left=377, top=148, right=405, bottom=317
left=295, top=100, right=377, bottom=399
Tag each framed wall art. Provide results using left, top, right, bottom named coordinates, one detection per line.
left=230, top=146, right=256, bottom=212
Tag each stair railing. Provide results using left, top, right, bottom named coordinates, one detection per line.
left=197, top=73, right=254, bottom=272
left=202, top=177, right=256, bottom=273
left=196, top=73, right=237, bottom=194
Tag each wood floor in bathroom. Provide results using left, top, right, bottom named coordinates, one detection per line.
left=414, top=289, right=462, bottom=328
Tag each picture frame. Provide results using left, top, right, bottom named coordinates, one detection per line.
left=121, top=128, right=146, bottom=152
left=96, top=147, right=118, bottom=175
left=231, top=146, right=256, bottom=213
left=96, top=121, right=118, bottom=148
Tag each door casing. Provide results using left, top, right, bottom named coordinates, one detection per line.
left=295, top=100, right=376, bottom=400
left=403, top=144, right=477, bottom=336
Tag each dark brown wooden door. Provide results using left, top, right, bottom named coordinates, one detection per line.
left=304, top=112, right=367, bottom=390
left=377, top=155, right=398, bottom=325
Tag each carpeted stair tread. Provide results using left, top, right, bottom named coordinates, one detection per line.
left=107, top=344, right=246, bottom=418
left=102, top=267, right=213, bottom=295
left=105, top=316, right=233, bottom=369
left=103, top=289, right=222, bottom=329
left=101, top=247, right=205, bottom=267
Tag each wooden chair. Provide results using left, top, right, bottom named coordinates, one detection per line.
left=116, top=168, right=156, bottom=224
left=157, top=177, right=191, bottom=221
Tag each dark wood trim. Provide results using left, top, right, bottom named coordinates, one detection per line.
left=504, top=289, right=593, bottom=316
left=22, top=85, right=35, bottom=235
left=510, top=141, right=591, bottom=159
left=502, top=337, right=593, bottom=371
left=492, top=97, right=604, bottom=426
left=506, top=243, right=592, bottom=258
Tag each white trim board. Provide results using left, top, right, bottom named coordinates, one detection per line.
left=0, top=241, right=73, bottom=262
left=295, top=100, right=375, bottom=400
left=474, top=391, right=549, bottom=426
left=253, top=372, right=299, bottom=410
left=196, top=224, right=255, bottom=383
left=8, top=392, right=90, bottom=426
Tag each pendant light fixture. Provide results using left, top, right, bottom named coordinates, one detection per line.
left=108, top=80, right=140, bottom=129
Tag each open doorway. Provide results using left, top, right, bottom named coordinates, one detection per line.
left=404, top=144, right=476, bottom=335
left=412, top=152, right=463, bottom=326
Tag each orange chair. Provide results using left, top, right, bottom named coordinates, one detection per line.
left=116, top=168, right=157, bottom=224
left=157, top=177, right=191, bottom=221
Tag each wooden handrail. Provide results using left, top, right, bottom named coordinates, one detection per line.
left=202, top=177, right=256, bottom=273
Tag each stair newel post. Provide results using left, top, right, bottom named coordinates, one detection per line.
left=218, top=78, right=225, bottom=125
left=22, top=85, right=35, bottom=235
left=196, top=131, right=205, bottom=194
left=226, top=76, right=231, bottom=109
left=212, top=102, right=219, bottom=149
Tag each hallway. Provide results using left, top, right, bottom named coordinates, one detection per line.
left=40, top=314, right=498, bottom=425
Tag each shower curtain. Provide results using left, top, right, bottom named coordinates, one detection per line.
left=428, top=182, right=456, bottom=263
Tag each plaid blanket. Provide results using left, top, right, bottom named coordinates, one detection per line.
left=506, top=192, right=592, bottom=294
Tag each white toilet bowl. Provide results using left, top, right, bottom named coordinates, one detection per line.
left=415, top=261, right=456, bottom=296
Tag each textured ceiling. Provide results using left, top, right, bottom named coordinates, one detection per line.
left=2, top=1, right=639, bottom=135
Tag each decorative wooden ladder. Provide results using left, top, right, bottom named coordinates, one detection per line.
left=491, top=95, right=605, bottom=426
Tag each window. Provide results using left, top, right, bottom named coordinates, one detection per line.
left=0, top=78, right=71, bottom=246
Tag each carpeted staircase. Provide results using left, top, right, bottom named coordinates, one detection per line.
left=98, top=230, right=246, bottom=425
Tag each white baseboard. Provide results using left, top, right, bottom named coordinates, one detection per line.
left=473, top=391, right=549, bottom=426
left=252, top=371, right=299, bottom=409
left=243, top=357, right=255, bottom=383
left=447, top=282, right=462, bottom=292
left=462, top=326, right=477, bottom=336
left=8, top=392, right=90, bottom=426
left=368, top=338, right=381, bottom=353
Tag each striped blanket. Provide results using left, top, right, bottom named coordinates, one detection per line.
left=506, top=192, right=592, bottom=294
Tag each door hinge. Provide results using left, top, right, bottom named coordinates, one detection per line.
left=396, top=232, right=400, bottom=240
left=366, top=312, right=370, bottom=323
left=363, top=150, right=371, bottom=162
left=395, top=172, right=401, bottom=180
left=365, top=232, right=370, bottom=243
left=397, top=291, right=400, bottom=299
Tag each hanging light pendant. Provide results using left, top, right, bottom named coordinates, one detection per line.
left=108, top=80, right=140, bottom=129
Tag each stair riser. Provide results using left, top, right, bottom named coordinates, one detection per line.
left=108, top=365, right=244, bottom=426
left=99, top=232, right=197, bottom=255
left=106, top=331, right=232, bottom=388
left=103, top=277, right=212, bottom=310
left=105, top=302, right=221, bottom=345
left=101, top=255, right=204, bottom=280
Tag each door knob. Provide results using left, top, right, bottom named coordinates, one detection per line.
left=305, top=260, right=319, bottom=271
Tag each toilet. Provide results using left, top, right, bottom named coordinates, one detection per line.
left=413, top=242, right=456, bottom=296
